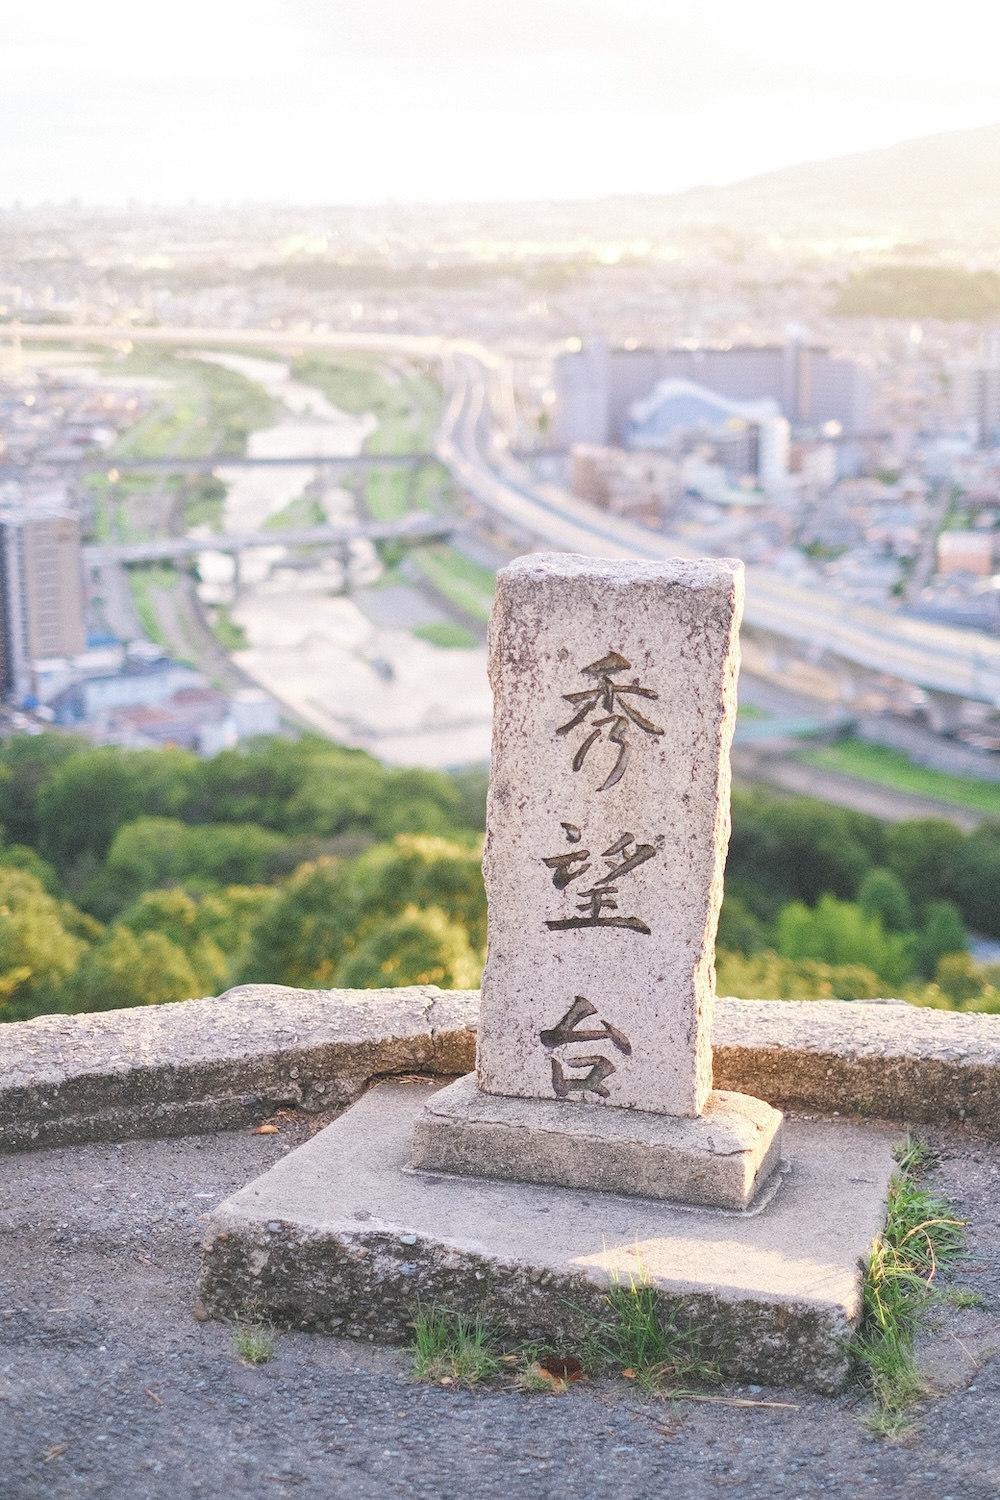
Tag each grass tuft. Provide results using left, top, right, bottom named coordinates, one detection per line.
left=232, top=1320, right=275, bottom=1365
left=516, top=1363, right=571, bottom=1395
left=852, top=1134, right=964, bottom=1436
left=605, top=1266, right=721, bottom=1395
left=938, top=1287, right=983, bottom=1309
left=411, top=1307, right=500, bottom=1387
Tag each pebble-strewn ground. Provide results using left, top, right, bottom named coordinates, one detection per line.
left=1, top=1117, right=998, bottom=1500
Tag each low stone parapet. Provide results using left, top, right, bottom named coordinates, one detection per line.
left=713, top=997, right=1000, bottom=1136
left=0, top=984, right=477, bottom=1151
left=1, top=986, right=998, bottom=1151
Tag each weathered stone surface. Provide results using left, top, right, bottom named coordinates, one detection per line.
left=200, top=1078, right=897, bottom=1393
left=411, top=1071, right=783, bottom=1209
left=0, top=984, right=476, bottom=1151
left=714, top=997, right=1000, bottom=1134
left=479, top=553, right=743, bottom=1117
left=4, top=988, right=1000, bottom=1152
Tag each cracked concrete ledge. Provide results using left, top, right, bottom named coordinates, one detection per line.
left=0, top=985, right=478, bottom=1151
left=713, top=997, right=1000, bottom=1136
left=1, top=987, right=999, bottom=1151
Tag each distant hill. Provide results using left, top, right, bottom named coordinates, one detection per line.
left=455, top=121, right=1000, bottom=243
left=662, top=121, right=1000, bottom=234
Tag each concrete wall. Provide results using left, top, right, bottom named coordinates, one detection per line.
left=2, top=986, right=999, bottom=1151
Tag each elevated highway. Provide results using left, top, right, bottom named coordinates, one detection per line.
left=437, top=349, right=1000, bottom=709
left=10, top=322, right=1000, bottom=707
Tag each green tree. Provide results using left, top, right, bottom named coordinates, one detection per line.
left=36, top=746, right=198, bottom=874
left=116, top=888, right=229, bottom=994
left=65, top=927, right=201, bottom=1012
left=727, top=790, right=884, bottom=908
left=237, top=834, right=486, bottom=989
left=347, top=834, right=486, bottom=950
left=776, top=895, right=912, bottom=989
left=716, top=948, right=882, bottom=1001
left=952, top=824, right=1000, bottom=937
left=186, top=737, right=337, bottom=829
left=117, top=884, right=277, bottom=990
left=0, top=867, right=91, bottom=1020
left=886, top=819, right=962, bottom=912
left=235, top=857, right=351, bottom=988
left=97, top=816, right=285, bottom=910
left=0, top=843, right=62, bottom=895
left=912, top=900, right=967, bottom=979
left=857, top=868, right=913, bottom=933
left=933, top=952, right=987, bottom=1006
left=716, top=893, right=769, bottom=955
left=335, top=904, right=482, bottom=990
left=0, top=732, right=84, bottom=848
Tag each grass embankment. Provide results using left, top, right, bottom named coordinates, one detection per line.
left=412, top=546, right=496, bottom=624
left=803, top=740, right=1000, bottom=817
left=292, top=351, right=445, bottom=522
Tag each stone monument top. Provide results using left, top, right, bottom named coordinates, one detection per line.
left=412, top=553, right=783, bottom=1209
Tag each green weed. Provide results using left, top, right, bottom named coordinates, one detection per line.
left=937, top=1288, right=983, bottom=1309
left=852, top=1135, right=964, bottom=1436
left=605, top=1267, right=721, bottom=1394
left=515, top=1363, right=570, bottom=1395
left=410, top=1307, right=500, bottom=1387
left=232, top=1320, right=275, bottom=1365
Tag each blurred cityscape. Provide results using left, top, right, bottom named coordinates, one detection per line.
left=3, top=121, right=1000, bottom=794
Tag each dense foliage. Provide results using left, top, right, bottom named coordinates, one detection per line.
left=833, top=265, right=1000, bottom=321
left=719, top=789, right=1000, bottom=1009
left=0, top=733, right=487, bottom=1021
left=0, top=736, right=997, bottom=1022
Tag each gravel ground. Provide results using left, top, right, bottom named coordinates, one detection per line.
left=1, top=1114, right=999, bottom=1500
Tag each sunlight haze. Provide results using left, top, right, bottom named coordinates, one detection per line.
left=2, top=0, right=1000, bottom=203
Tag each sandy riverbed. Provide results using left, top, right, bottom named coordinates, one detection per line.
left=193, top=353, right=491, bottom=767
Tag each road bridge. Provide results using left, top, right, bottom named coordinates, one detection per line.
left=82, top=512, right=452, bottom=567
left=1, top=452, right=435, bottom=478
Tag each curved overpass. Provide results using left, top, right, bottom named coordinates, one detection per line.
left=10, top=322, right=1000, bottom=706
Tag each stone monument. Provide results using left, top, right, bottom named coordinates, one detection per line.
left=411, top=553, right=783, bottom=1210
left=201, top=549, right=898, bottom=1393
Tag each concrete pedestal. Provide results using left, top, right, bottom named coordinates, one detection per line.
left=200, top=1079, right=896, bottom=1392
left=411, top=1073, right=783, bottom=1210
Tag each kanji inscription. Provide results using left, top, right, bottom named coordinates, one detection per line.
left=540, top=995, right=632, bottom=1100
left=556, top=651, right=663, bottom=791
left=542, top=828, right=658, bottom=934
left=476, top=554, right=743, bottom=1116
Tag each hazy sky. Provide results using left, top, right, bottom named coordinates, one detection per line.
left=3, top=0, right=1000, bottom=205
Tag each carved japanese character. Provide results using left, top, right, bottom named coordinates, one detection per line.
left=543, top=830, right=657, bottom=934
left=540, top=995, right=631, bottom=1055
left=550, top=1055, right=617, bottom=1099
left=556, top=652, right=663, bottom=791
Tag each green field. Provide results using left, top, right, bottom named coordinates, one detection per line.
left=412, top=546, right=496, bottom=624
left=802, top=739, right=1000, bottom=818
left=413, top=622, right=479, bottom=649
left=291, top=352, right=447, bottom=523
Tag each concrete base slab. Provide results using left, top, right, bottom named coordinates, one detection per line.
left=199, top=1079, right=897, bottom=1393
left=411, top=1073, right=784, bottom=1210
